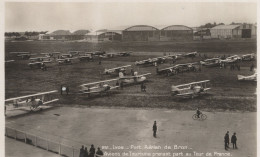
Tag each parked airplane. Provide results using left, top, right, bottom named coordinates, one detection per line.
left=78, top=53, right=93, bottom=61
left=200, top=58, right=221, bottom=67
left=171, top=80, right=210, bottom=98
left=86, top=51, right=106, bottom=57
left=5, top=60, right=15, bottom=63
left=29, top=56, right=51, bottom=62
left=119, top=72, right=151, bottom=84
left=241, top=53, right=255, bottom=61
left=237, top=71, right=257, bottom=81
left=57, top=57, right=78, bottom=65
left=116, top=52, right=132, bottom=56
left=10, top=52, right=36, bottom=59
left=28, top=61, right=52, bottom=69
left=5, top=90, right=59, bottom=111
left=41, top=52, right=60, bottom=57
left=104, top=65, right=131, bottom=75
left=79, top=79, right=119, bottom=96
left=157, top=62, right=200, bottom=76
left=221, top=55, right=241, bottom=64
left=183, top=51, right=198, bottom=57
left=135, top=57, right=166, bottom=66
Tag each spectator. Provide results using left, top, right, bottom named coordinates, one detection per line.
left=96, top=147, right=104, bottom=157
left=89, top=144, right=96, bottom=157
left=84, top=147, right=88, bottom=157
left=80, top=145, right=85, bottom=157
left=153, top=121, right=157, bottom=138
left=231, top=132, right=237, bottom=149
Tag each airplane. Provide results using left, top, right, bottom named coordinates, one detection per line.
left=171, top=80, right=210, bottom=98
left=241, top=53, right=255, bottom=61
left=200, top=58, right=221, bottom=67
left=29, top=56, right=51, bottom=62
left=5, top=60, right=15, bottom=63
left=119, top=72, right=151, bottom=84
left=28, top=60, right=52, bottom=69
left=99, top=53, right=116, bottom=58
left=157, top=62, right=200, bottom=76
left=40, top=52, right=61, bottom=57
left=9, top=52, right=36, bottom=59
left=135, top=57, right=167, bottom=66
left=237, top=69, right=257, bottom=81
left=220, top=55, right=241, bottom=64
left=103, top=65, right=131, bottom=75
left=116, top=52, right=132, bottom=56
left=183, top=51, right=198, bottom=57
left=5, top=90, right=59, bottom=111
left=86, top=51, right=106, bottom=57
left=78, top=53, right=93, bottom=61
left=57, top=57, right=78, bottom=65
left=79, top=79, right=119, bottom=96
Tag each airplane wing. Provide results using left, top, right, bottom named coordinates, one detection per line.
left=159, top=66, right=175, bottom=72
left=43, top=99, right=59, bottom=105
left=5, top=60, right=15, bottom=63
left=175, top=80, right=210, bottom=88
left=5, top=90, right=58, bottom=102
left=107, top=65, right=131, bottom=71
left=110, top=86, right=120, bottom=90
left=120, top=73, right=152, bottom=79
left=80, top=78, right=119, bottom=87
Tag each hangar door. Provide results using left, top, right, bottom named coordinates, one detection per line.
left=242, top=29, right=251, bottom=38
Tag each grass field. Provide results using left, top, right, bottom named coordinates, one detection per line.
left=5, top=40, right=257, bottom=111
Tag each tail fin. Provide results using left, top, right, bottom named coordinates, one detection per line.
left=119, top=72, right=124, bottom=78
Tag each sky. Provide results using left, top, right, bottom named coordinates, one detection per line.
left=5, top=1, right=257, bottom=32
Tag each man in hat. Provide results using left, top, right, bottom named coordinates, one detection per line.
left=224, top=131, right=230, bottom=150
left=89, top=144, right=96, bottom=157
left=153, top=121, right=157, bottom=138
left=79, top=145, right=85, bottom=157
left=231, top=132, right=237, bottom=149
left=96, top=147, right=104, bottom=157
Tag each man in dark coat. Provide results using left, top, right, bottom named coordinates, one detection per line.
left=224, top=131, right=229, bottom=150
left=84, top=147, right=88, bottom=157
left=79, top=145, right=85, bottom=157
left=89, top=144, right=96, bottom=157
left=231, top=132, right=237, bottom=149
left=96, top=147, right=104, bottom=157
left=153, top=121, right=157, bottom=138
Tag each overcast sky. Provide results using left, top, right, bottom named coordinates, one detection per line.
left=5, top=1, right=257, bottom=32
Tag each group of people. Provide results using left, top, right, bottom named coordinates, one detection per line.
left=79, top=144, right=103, bottom=157
left=224, top=131, right=238, bottom=150
left=229, top=63, right=241, bottom=71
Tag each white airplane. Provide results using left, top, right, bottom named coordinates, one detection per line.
left=220, top=55, right=241, bottom=64
left=5, top=90, right=59, bottom=111
left=157, top=62, right=200, bottom=76
left=57, top=57, right=78, bottom=65
left=78, top=54, right=93, bottom=61
left=237, top=72, right=257, bottom=81
left=116, top=52, right=132, bottom=56
left=200, top=58, right=221, bottom=67
left=5, top=60, right=15, bottom=63
left=99, top=53, right=116, bottom=58
left=29, top=56, right=51, bottom=62
left=103, top=65, right=131, bottom=75
left=241, top=53, right=255, bottom=61
left=119, top=72, right=151, bottom=84
left=183, top=51, right=198, bottom=57
left=40, top=52, right=60, bottom=57
left=10, top=52, right=36, bottom=59
left=135, top=57, right=167, bottom=66
left=171, top=80, right=210, bottom=98
left=28, top=60, right=52, bottom=69
left=79, top=79, right=119, bottom=96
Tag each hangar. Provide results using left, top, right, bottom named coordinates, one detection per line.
left=210, top=24, right=257, bottom=39
left=122, top=25, right=160, bottom=41
left=159, top=25, right=193, bottom=41
left=85, top=30, right=122, bottom=42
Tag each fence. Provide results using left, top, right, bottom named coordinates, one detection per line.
left=5, top=127, right=80, bottom=157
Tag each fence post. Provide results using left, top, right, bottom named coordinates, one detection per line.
left=72, top=147, right=74, bottom=157
left=35, top=136, right=37, bottom=147
left=24, top=133, right=27, bottom=143
left=59, top=143, right=61, bottom=155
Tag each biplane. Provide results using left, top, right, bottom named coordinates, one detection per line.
left=57, top=57, right=78, bottom=65
left=5, top=90, right=59, bottom=111
left=241, top=53, right=255, bottom=61
left=220, top=55, right=241, bottom=64
left=103, top=65, right=131, bottom=75
left=183, top=51, right=198, bottom=57
left=29, top=56, right=51, bottom=62
left=200, top=58, right=221, bottom=67
left=78, top=53, right=93, bottom=61
left=171, top=80, right=210, bottom=98
left=99, top=53, right=116, bottom=58
left=119, top=72, right=151, bottom=84
left=5, top=60, right=15, bottom=63
left=79, top=79, right=119, bottom=96
left=86, top=51, right=106, bottom=57
left=40, top=52, right=60, bottom=58
left=116, top=52, right=132, bottom=56
left=10, top=52, right=36, bottom=59
left=135, top=57, right=166, bottom=66
left=237, top=70, right=257, bottom=81
left=157, top=62, right=200, bottom=76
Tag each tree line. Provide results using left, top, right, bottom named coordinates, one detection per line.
left=5, top=31, right=48, bottom=37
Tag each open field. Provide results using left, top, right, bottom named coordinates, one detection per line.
left=5, top=107, right=256, bottom=157
left=5, top=40, right=256, bottom=111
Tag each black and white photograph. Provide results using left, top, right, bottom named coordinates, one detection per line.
left=3, top=1, right=258, bottom=157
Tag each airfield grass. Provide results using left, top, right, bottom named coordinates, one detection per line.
left=5, top=40, right=257, bottom=112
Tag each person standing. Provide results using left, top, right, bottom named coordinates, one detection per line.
left=89, top=144, right=96, bottom=157
left=231, top=132, right=237, bottom=149
left=96, top=147, right=104, bottom=157
left=84, top=147, right=88, bottom=157
left=153, top=121, right=157, bottom=138
left=66, top=86, right=69, bottom=95
left=224, top=131, right=229, bottom=150
left=80, top=145, right=85, bottom=157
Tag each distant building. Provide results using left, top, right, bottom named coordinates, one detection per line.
left=159, top=25, right=193, bottom=41
left=193, top=28, right=211, bottom=40
left=39, top=30, right=90, bottom=40
left=122, top=25, right=160, bottom=41
left=85, top=30, right=122, bottom=42
left=210, top=24, right=257, bottom=39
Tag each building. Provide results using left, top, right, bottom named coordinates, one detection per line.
left=193, top=28, right=211, bottom=40
left=210, top=24, right=257, bottom=39
left=159, top=25, right=193, bottom=41
left=122, top=25, right=160, bottom=41
left=85, top=30, right=122, bottom=42
left=71, top=30, right=90, bottom=40
left=39, top=30, right=72, bottom=40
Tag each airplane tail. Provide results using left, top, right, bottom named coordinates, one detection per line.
left=237, top=75, right=244, bottom=80
left=171, top=85, right=180, bottom=95
left=119, top=72, right=124, bottom=78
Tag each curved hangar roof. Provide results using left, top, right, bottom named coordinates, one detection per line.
left=124, top=25, right=159, bottom=31
left=161, top=25, right=192, bottom=31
